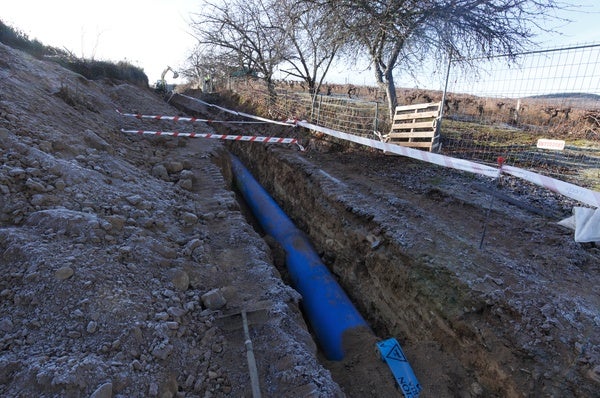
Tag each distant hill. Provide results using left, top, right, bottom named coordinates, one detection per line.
left=527, top=92, right=600, bottom=101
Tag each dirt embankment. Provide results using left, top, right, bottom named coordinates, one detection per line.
left=0, top=42, right=343, bottom=397
left=172, top=92, right=600, bottom=397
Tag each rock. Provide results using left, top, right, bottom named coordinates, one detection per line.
left=167, top=307, right=186, bottom=318
left=182, top=239, right=203, bottom=257
left=0, top=318, right=14, bottom=332
left=106, top=215, right=126, bottom=231
left=177, top=178, right=193, bottom=191
left=172, top=269, right=190, bottom=292
left=165, top=162, right=184, bottom=173
left=8, top=167, right=26, bottom=178
left=181, top=212, right=198, bottom=226
left=149, top=382, right=159, bottom=396
left=155, top=312, right=169, bottom=321
left=55, top=266, right=74, bottom=280
left=83, top=129, right=113, bottom=154
left=166, top=322, right=179, bottom=330
left=152, top=344, right=173, bottom=360
left=201, top=289, right=227, bottom=310
left=131, top=360, right=142, bottom=371
left=25, top=178, right=45, bottom=192
left=90, top=382, right=113, bottom=398
left=152, top=164, right=169, bottom=181
left=184, top=375, right=195, bottom=389
left=470, top=381, right=484, bottom=396
left=125, top=195, right=143, bottom=206
left=87, top=321, right=98, bottom=334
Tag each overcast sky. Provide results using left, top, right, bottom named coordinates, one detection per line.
left=2, top=0, right=600, bottom=87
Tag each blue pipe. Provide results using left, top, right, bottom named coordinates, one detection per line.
left=230, top=154, right=369, bottom=360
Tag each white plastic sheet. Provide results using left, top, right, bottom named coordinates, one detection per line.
left=558, top=207, right=600, bottom=242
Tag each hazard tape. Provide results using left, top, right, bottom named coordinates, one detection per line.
left=296, top=120, right=600, bottom=208
left=501, top=165, right=600, bottom=208
left=172, top=94, right=600, bottom=208
left=116, top=109, right=267, bottom=124
left=296, top=120, right=502, bottom=178
left=120, top=129, right=304, bottom=149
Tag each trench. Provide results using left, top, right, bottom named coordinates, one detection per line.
left=170, top=94, right=580, bottom=397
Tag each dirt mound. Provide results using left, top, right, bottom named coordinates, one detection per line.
left=0, top=42, right=342, bottom=397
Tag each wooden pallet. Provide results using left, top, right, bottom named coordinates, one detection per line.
left=387, top=102, right=441, bottom=152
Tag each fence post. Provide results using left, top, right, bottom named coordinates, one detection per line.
left=374, top=102, right=379, bottom=135
left=316, top=94, right=323, bottom=126
left=440, top=49, right=453, bottom=122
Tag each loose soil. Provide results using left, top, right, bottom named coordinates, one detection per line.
left=1, top=41, right=599, bottom=398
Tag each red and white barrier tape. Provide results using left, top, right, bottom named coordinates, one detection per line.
left=121, top=129, right=304, bottom=150
left=501, top=164, right=600, bottom=208
left=295, top=120, right=600, bottom=208
left=168, top=94, right=600, bottom=208
left=116, top=109, right=267, bottom=124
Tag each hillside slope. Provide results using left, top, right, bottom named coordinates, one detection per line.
left=0, top=43, right=341, bottom=397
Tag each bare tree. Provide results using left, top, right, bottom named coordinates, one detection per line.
left=316, top=0, right=567, bottom=120
left=182, top=45, right=236, bottom=90
left=190, top=0, right=290, bottom=95
left=275, top=0, right=343, bottom=97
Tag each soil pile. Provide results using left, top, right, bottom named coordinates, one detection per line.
left=0, top=42, right=342, bottom=397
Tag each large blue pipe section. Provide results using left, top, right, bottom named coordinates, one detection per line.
left=230, top=154, right=369, bottom=360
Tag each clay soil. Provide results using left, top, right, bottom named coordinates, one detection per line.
left=1, top=40, right=600, bottom=398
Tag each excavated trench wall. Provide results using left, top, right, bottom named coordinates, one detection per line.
left=227, top=143, right=525, bottom=396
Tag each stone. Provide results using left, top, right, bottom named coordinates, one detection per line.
left=125, top=195, right=143, bottom=206
left=177, top=179, right=193, bottom=191
left=184, top=375, right=195, bottom=389
left=181, top=212, right=198, bottom=226
left=165, top=161, right=184, bottom=173
left=0, top=318, right=14, bottom=332
left=166, top=322, right=179, bottom=330
left=83, top=129, right=113, bottom=154
left=151, top=344, right=173, bottom=360
left=8, top=167, right=26, bottom=178
left=152, top=164, right=169, bottom=181
left=132, top=360, right=142, bottom=371
left=182, top=239, right=202, bottom=257
left=149, top=382, right=159, bottom=396
left=55, top=266, right=74, bottom=280
left=87, top=321, right=98, bottom=334
left=90, top=382, right=113, bottom=398
left=167, top=307, right=186, bottom=318
left=172, top=269, right=190, bottom=292
left=25, top=178, right=45, bottom=192
left=201, top=289, right=227, bottom=310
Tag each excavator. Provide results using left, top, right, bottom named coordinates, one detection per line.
left=154, top=66, right=179, bottom=94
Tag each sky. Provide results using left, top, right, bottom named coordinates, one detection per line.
left=2, top=0, right=600, bottom=87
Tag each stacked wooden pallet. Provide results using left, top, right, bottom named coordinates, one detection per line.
left=387, top=101, right=442, bottom=152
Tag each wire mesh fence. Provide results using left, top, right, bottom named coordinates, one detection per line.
left=443, top=43, right=600, bottom=189
left=227, top=42, right=600, bottom=189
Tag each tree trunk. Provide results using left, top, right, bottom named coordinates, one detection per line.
left=383, top=69, right=397, bottom=122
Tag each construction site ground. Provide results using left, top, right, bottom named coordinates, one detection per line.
left=1, top=42, right=599, bottom=397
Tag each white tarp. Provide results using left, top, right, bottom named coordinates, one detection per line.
left=558, top=207, right=600, bottom=242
